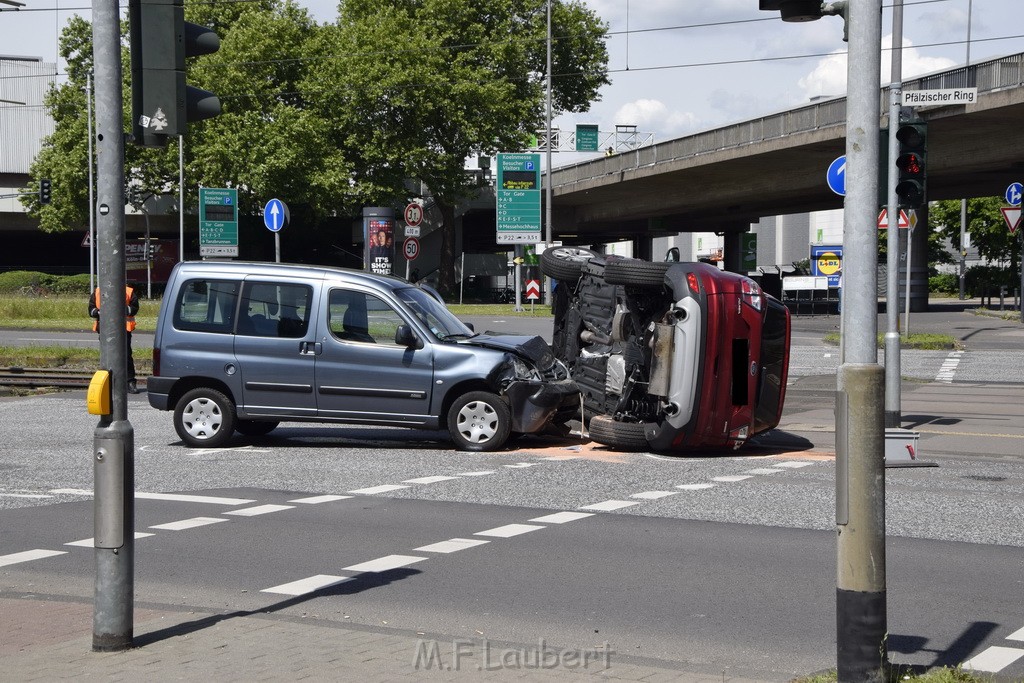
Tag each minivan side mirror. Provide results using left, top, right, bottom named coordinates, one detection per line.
left=464, top=322, right=474, bottom=332
left=395, top=324, right=422, bottom=349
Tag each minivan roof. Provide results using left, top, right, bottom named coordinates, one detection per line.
left=172, top=261, right=412, bottom=290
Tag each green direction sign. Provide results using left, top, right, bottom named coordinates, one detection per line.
left=199, top=187, right=239, bottom=257
left=496, top=153, right=541, bottom=244
left=740, top=233, right=758, bottom=272
left=575, top=124, right=599, bottom=152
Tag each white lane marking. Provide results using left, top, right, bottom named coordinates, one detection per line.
left=0, top=549, right=67, bottom=567
left=541, top=455, right=580, bottom=461
left=676, top=483, right=716, bottom=490
left=402, top=476, right=460, bottom=484
left=744, top=468, right=783, bottom=475
left=342, top=555, right=427, bottom=573
left=414, top=538, right=490, bottom=554
left=504, top=463, right=535, bottom=469
left=961, top=646, right=1024, bottom=672
left=1008, top=626, right=1024, bottom=641
left=774, top=461, right=814, bottom=469
left=261, top=574, right=353, bottom=596
left=289, top=495, right=352, bottom=504
left=631, top=491, right=678, bottom=500
left=579, top=500, right=639, bottom=512
left=347, top=485, right=410, bottom=495
left=51, top=490, right=258, bottom=505
left=65, top=532, right=154, bottom=547
left=224, top=504, right=295, bottom=517
left=935, top=350, right=963, bottom=383
left=474, top=524, right=546, bottom=538
left=529, top=512, right=595, bottom=524
left=712, top=475, right=753, bottom=483
left=457, top=471, right=496, bottom=476
left=148, top=517, right=228, bottom=531
left=0, top=493, right=52, bottom=499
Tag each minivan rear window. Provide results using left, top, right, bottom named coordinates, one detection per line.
left=173, top=279, right=240, bottom=333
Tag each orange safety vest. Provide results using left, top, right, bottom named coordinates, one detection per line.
left=92, top=286, right=137, bottom=333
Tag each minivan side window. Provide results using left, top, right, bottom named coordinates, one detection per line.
left=328, top=290, right=404, bottom=346
left=237, top=281, right=312, bottom=338
left=174, top=279, right=240, bottom=333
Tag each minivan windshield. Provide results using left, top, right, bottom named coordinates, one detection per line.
left=397, top=287, right=475, bottom=340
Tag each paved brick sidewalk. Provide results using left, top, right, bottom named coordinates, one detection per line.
left=0, top=596, right=782, bottom=682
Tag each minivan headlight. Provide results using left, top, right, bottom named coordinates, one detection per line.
left=510, top=356, right=541, bottom=381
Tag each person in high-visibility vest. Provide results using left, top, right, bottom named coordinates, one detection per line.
left=89, top=283, right=141, bottom=393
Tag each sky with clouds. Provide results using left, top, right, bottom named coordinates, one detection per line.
left=3, top=0, right=1023, bottom=166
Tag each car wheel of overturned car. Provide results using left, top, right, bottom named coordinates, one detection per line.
left=603, top=259, right=671, bottom=288
left=539, top=246, right=600, bottom=282
left=174, top=387, right=237, bottom=448
left=235, top=419, right=279, bottom=437
left=447, top=391, right=512, bottom=452
left=588, top=414, right=649, bottom=451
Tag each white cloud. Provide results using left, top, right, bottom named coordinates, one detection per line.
left=613, top=99, right=700, bottom=138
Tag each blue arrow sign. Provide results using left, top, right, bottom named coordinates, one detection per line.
left=1005, top=182, right=1022, bottom=207
left=826, top=155, right=846, bottom=197
left=263, top=198, right=286, bottom=233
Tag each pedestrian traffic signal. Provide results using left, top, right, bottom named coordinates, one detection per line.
left=895, top=121, right=927, bottom=208
left=39, top=178, right=51, bottom=205
left=129, top=0, right=221, bottom=147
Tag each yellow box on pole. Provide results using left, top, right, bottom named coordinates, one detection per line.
left=87, top=370, right=111, bottom=415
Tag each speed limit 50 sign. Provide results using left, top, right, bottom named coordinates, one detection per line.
left=403, top=237, right=420, bottom=261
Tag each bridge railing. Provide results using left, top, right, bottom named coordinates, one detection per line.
left=553, top=52, right=1024, bottom=188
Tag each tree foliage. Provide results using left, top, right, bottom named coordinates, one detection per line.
left=27, top=0, right=609, bottom=294
left=929, top=197, right=1021, bottom=273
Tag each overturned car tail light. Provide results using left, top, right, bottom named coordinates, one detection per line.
left=740, top=278, right=763, bottom=312
left=686, top=272, right=700, bottom=295
left=729, top=425, right=750, bottom=449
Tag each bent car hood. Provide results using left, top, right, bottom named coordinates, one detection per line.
left=462, top=334, right=556, bottom=370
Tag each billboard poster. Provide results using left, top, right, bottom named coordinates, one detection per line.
left=364, top=211, right=395, bottom=275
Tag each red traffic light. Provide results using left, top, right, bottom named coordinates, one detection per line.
left=896, top=152, right=923, bottom=178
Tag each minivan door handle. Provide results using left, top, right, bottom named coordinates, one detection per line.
left=300, top=341, right=322, bottom=355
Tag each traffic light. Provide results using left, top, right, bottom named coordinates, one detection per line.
left=39, top=178, right=51, bottom=205
left=129, top=0, right=221, bottom=147
left=758, top=0, right=823, bottom=21
left=895, top=121, right=927, bottom=208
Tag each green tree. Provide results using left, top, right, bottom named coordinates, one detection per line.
left=930, top=197, right=1021, bottom=275
left=303, top=0, right=609, bottom=296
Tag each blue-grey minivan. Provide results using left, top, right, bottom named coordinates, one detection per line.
left=148, top=261, right=578, bottom=451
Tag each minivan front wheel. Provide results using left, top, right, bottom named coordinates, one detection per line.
left=447, top=391, right=512, bottom=452
left=174, top=388, right=237, bottom=448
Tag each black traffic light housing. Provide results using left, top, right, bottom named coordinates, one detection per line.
left=895, top=120, right=927, bottom=209
left=129, top=0, right=221, bottom=147
left=758, top=0, right=823, bottom=21
left=39, top=178, right=51, bottom=205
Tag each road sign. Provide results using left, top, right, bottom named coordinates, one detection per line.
left=901, top=88, right=977, bottom=107
left=1001, top=207, right=1021, bottom=234
left=405, top=226, right=420, bottom=237
left=810, top=244, right=843, bottom=287
left=1005, top=182, right=1022, bottom=207
left=199, top=187, right=238, bottom=257
left=404, top=203, right=423, bottom=227
left=496, top=153, right=542, bottom=243
left=403, top=236, right=420, bottom=260
left=263, top=198, right=288, bottom=233
left=826, top=156, right=846, bottom=196
left=877, top=208, right=910, bottom=229
left=575, top=124, right=599, bottom=152
left=525, top=279, right=541, bottom=300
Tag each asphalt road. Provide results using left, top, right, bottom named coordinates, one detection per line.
left=1, top=300, right=1022, bottom=678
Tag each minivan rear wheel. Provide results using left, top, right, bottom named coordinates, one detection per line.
left=174, top=388, right=236, bottom=448
left=539, top=246, right=599, bottom=282
left=588, top=415, right=649, bottom=451
left=447, top=391, right=512, bottom=452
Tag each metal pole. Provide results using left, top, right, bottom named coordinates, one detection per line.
left=144, top=205, right=151, bottom=299
left=87, top=70, right=96, bottom=293
left=883, top=0, right=903, bottom=428
left=543, top=0, right=553, bottom=306
left=91, top=0, right=134, bottom=652
left=179, top=136, right=185, bottom=262
left=275, top=233, right=281, bottom=263
left=959, top=0, right=972, bottom=301
left=904, top=224, right=913, bottom=336
left=836, top=0, right=888, bottom=680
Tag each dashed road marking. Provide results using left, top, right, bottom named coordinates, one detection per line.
left=348, top=485, right=410, bottom=495
left=289, top=495, right=352, bottom=504
left=1008, top=626, right=1024, bottom=641
left=773, top=461, right=815, bottom=468
left=403, top=475, right=460, bottom=484
left=342, top=555, right=427, bottom=573
left=579, top=500, right=638, bottom=512
left=457, top=471, right=496, bottom=476
left=414, top=538, right=490, bottom=554
left=224, top=504, right=295, bottom=517
left=712, top=475, right=753, bottom=483
left=65, top=532, right=154, bottom=547
left=49, top=490, right=258, bottom=506
left=261, top=574, right=353, bottom=596
left=935, top=350, right=963, bottom=383
left=744, top=468, right=783, bottom=475
left=529, top=512, right=594, bottom=524
left=631, top=491, right=678, bottom=500
left=475, top=524, right=546, bottom=538
left=676, top=483, right=716, bottom=490
left=149, top=517, right=228, bottom=531
left=0, top=549, right=67, bottom=567
left=961, top=645, right=1024, bottom=673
